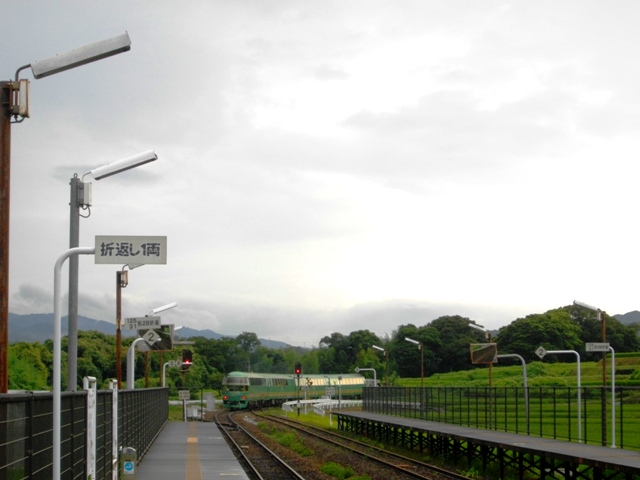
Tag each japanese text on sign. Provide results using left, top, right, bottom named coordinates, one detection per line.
left=124, top=316, right=161, bottom=330
left=94, top=236, right=167, bottom=264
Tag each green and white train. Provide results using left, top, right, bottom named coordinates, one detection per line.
left=221, top=371, right=366, bottom=410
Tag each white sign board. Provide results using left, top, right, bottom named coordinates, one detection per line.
left=179, top=390, right=190, bottom=400
left=124, top=316, right=161, bottom=330
left=586, top=342, right=610, bottom=352
left=326, top=387, right=335, bottom=396
left=95, top=235, right=167, bottom=264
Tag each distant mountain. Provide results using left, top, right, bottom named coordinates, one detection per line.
left=8, top=313, right=292, bottom=349
left=614, top=311, right=640, bottom=326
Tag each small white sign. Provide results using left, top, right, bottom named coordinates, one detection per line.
left=535, top=346, right=547, bottom=358
left=179, top=390, right=190, bottom=400
left=124, top=316, right=161, bottom=330
left=95, top=235, right=167, bottom=265
left=326, top=387, right=335, bottom=396
left=586, top=342, right=610, bottom=352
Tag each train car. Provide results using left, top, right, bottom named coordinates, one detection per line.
left=221, top=371, right=365, bottom=410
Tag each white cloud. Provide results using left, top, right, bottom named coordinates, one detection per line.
left=4, top=1, right=640, bottom=348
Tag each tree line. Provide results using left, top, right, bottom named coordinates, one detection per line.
left=8, top=304, right=639, bottom=393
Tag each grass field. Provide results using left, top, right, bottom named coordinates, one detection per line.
left=378, top=354, right=640, bottom=451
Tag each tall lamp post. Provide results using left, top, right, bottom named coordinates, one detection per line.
left=405, top=337, right=423, bottom=387
left=468, top=323, right=493, bottom=387
left=0, top=32, right=131, bottom=394
left=573, top=300, right=607, bottom=385
left=143, top=302, right=177, bottom=387
left=372, top=345, right=388, bottom=386
left=574, top=299, right=609, bottom=447
left=68, top=150, right=158, bottom=390
left=116, top=264, right=144, bottom=389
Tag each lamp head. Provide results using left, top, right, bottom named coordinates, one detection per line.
left=30, top=33, right=131, bottom=79
left=468, top=323, right=486, bottom=332
left=148, top=302, right=177, bottom=316
left=372, top=345, right=385, bottom=352
left=405, top=337, right=420, bottom=346
left=573, top=299, right=600, bottom=312
left=89, top=149, right=158, bottom=180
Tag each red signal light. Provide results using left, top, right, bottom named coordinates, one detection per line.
left=182, top=350, right=193, bottom=369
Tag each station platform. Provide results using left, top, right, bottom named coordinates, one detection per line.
left=136, top=421, right=248, bottom=479
left=337, top=411, right=640, bottom=479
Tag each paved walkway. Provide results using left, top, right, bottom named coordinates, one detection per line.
left=136, top=421, right=249, bottom=479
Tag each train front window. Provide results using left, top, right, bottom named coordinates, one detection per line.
left=226, top=385, right=248, bottom=392
left=223, top=376, right=249, bottom=391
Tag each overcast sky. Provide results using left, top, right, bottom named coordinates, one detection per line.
left=3, top=2, right=640, bottom=347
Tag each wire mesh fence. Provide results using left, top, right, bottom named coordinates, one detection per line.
left=364, top=386, right=640, bottom=450
left=0, top=387, right=168, bottom=480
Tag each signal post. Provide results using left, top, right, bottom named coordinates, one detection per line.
left=295, top=362, right=302, bottom=416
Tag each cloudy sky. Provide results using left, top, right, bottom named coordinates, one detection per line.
left=3, top=2, right=640, bottom=347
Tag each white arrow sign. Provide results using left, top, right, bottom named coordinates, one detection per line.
left=535, top=346, right=547, bottom=358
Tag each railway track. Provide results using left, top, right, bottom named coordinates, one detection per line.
left=256, top=411, right=475, bottom=480
left=215, top=409, right=306, bottom=480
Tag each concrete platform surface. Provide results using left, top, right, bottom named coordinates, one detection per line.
left=136, top=421, right=249, bottom=479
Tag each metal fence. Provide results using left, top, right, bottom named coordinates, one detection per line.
left=0, top=387, right=168, bottom=480
left=363, top=386, right=640, bottom=451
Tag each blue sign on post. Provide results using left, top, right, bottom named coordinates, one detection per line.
left=124, top=460, right=135, bottom=474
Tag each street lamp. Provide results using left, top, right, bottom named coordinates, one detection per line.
left=574, top=300, right=607, bottom=386
left=468, top=322, right=494, bottom=386
left=148, top=302, right=178, bottom=316
left=405, top=337, right=423, bottom=387
left=372, top=345, right=388, bottom=386
left=0, top=32, right=131, bottom=394
left=142, top=303, right=177, bottom=387
left=68, top=150, right=158, bottom=391
left=126, top=302, right=177, bottom=389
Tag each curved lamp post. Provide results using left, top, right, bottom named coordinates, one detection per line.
left=127, top=337, right=151, bottom=390
left=537, top=348, right=582, bottom=443
left=0, top=32, right=131, bottom=395
left=126, top=303, right=177, bottom=389
left=355, top=367, right=377, bottom=385
left=405, top=337, right=423, bottom=387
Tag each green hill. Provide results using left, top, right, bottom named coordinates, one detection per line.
left=399, top=352, right=640, bottom=387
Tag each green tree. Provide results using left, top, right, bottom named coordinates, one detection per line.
left=428, top=315, right=484, bottom=373
left=567, top=305, right=640, bottom=356
left=8, top=342, right=51, bottom=390
left=496, top=308, right=582, bottom=362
